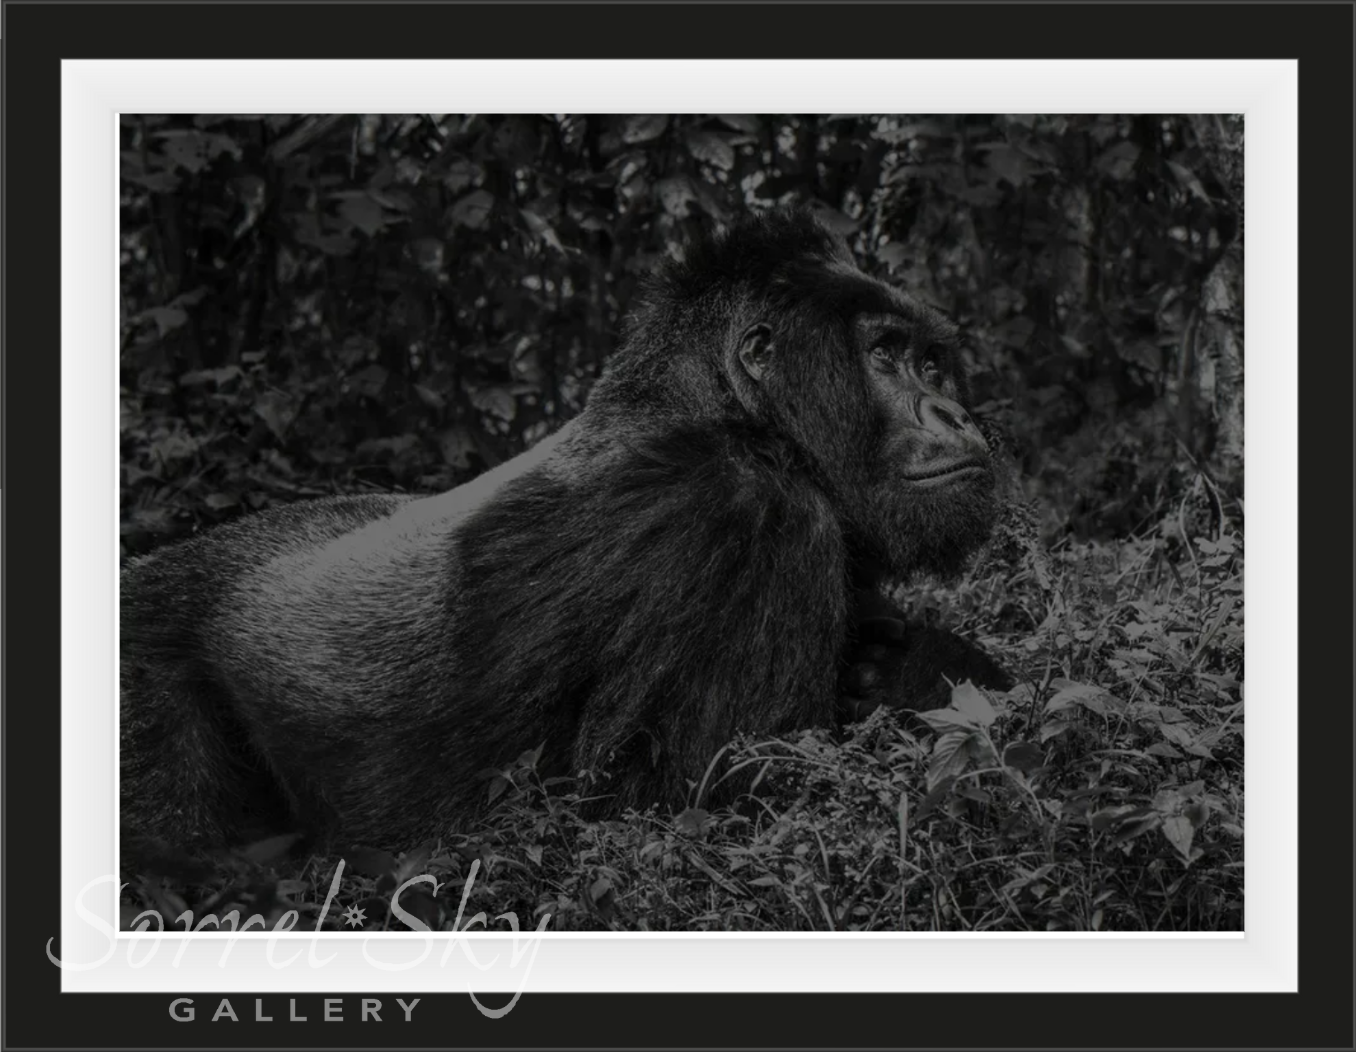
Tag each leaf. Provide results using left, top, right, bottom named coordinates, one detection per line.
left=1002, top=741, right=1044, bottom=772
left=927, top=729, right=980, bottom=791
left=951, top=681, right=997, bottom=726
left=675, top=808, right=711, bottom=837
left=521, top=207, right=566, bottom=254
left=147, top=431, right=199, bottom=465
left=872, top=120, right=952, bottom=145
left=442, top=159, right=481, bottom=194
left=449, top=189, right=495, bottom=230
left=413, top=384, right=446, bottom=410
left=123, top=170, right=181, bottom=193
left=1192, top=597, right=1237, bottom=662
left=1116, top=341, right=1161, bottom=371
left=655, top=175, right=698, bottom=218
left=179, top=365, right=243, bottom=388
left=492, top=117, right=539, bottom=165
left=621, top=115, right=669, bottom=144
left=469, top=386, right=516, bottom=422
left=917, top=708, right=983, bottom=732
left=1091, top=805, right=1137, bottom=833
left=137, top=307, right=189, bottom=337
left=1161, top=815, right=1197, bottom=864
left=338, top=194, right=387, bottom=237
left=715, top=115, right=762, bottom=135
left=1107, top=810, right=1162, bottom=846
left=690, top=177, right=732, bottom=223
left=1095, top=141, right=1140, bottom=181
left=253, top=390, right=297, bottom=441
left=156, top=129, right=242, bottom=173
left=877, top=242, right=908, bottom=272
left=955, top=784, right=992, bottom=804
left=912, top=776, right=956, bottom=824
left=1044, top=683, right=1114, bottom=716
left=516, top=744, right=544, bottom=768
left=589, top=876, right=613, bottom=903
left=394, top=844, right=434, bottom=884
left=981, top=144, right=1030, bottom=188
left=806, top=200, right=858, bottom=236
left=486, top=774, right=510, bottom=805
left=1158, top=723, right=1199, bottom=749
left=686, top=130, right=736, bottom=171
left=1167, top=160, right=1211, bottom=202
left=438, top=426, right=476, bottom=470
left=1001, top=864, right=1057, bottom=899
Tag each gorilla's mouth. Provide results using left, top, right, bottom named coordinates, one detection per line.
left=901, top=458, right=989, bottom=486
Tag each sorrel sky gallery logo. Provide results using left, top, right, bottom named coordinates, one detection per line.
left=48, top=858, right=551, bottom=1019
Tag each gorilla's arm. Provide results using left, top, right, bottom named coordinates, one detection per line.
left=839, top=573, right=1012, bottom=718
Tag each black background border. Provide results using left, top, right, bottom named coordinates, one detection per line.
left=3, top=3, right=1352, bottom=1049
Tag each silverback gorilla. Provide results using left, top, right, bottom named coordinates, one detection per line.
left=120, top=209, right=1008, bottom=852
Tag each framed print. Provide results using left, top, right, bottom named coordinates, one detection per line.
left=3, top=2, right=1351, bottom=1050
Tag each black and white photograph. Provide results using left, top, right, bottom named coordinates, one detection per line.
left=7, top=1, right=1352, bottom=1047
left=117, top=112, right=1246, bottom=933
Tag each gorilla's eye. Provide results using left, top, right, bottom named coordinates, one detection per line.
left=869, top=344, right=897, bottom=368
left=917, top=347, right=944, bottom=384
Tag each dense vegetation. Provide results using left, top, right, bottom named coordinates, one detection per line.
left=120, top=113, right=1244, bottom=932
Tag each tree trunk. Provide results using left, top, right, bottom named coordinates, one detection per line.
left=1189, top=115, right=1245, bottom=494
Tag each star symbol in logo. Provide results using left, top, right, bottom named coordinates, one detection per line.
left=341, top=904, right=367, bottom=929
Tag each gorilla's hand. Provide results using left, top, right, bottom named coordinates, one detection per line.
left=840, top=606, right=1013, bottom=720
left=839, top=614, right=913, bottom=720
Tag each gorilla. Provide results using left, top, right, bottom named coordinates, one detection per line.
left=120, top=208, right=1008, bottom=852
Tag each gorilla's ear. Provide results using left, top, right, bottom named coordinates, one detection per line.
left=737, top=323, right=774, bottom=382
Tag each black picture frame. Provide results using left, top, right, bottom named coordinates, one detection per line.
left=4, top=3, right=1351, bottom=1050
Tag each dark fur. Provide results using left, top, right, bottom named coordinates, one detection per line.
left=120, top=209, right=1004, bottom=851
left=839, top=583, right=1013, bottom=719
